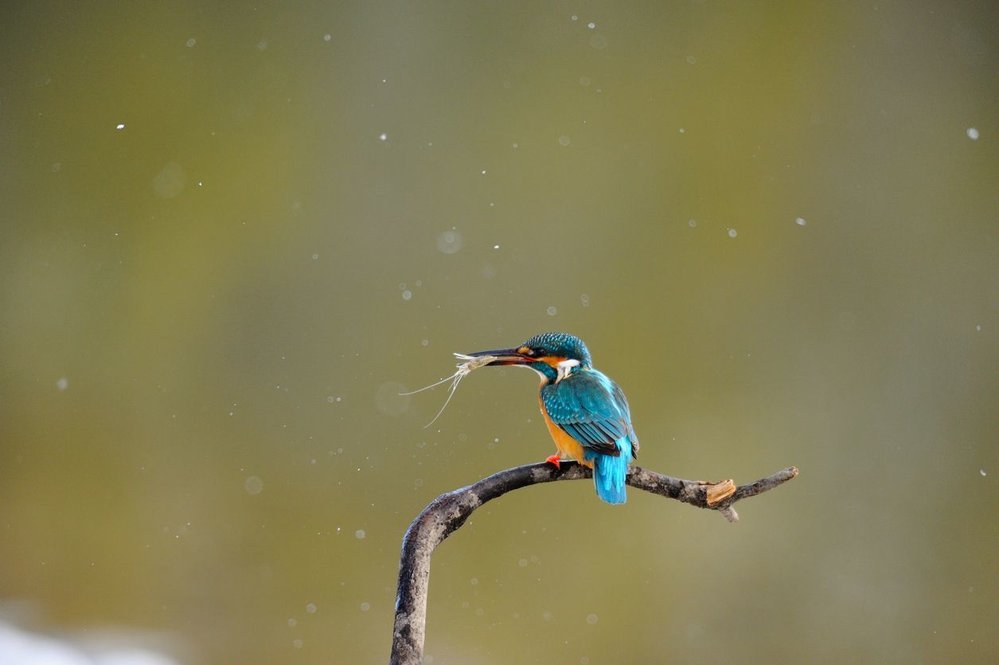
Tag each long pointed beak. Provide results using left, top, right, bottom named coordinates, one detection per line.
left=465, top=347, right=533, bottom=366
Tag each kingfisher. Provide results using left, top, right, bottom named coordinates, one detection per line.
left=466, top=332, right=639, bottom=504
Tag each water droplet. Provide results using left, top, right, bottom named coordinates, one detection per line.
left=153, top=161, right=187, bottom=199
left=470, top=577, right=479, bottom=586
left=727, top=228, right=738, bottom=238
left=558, top=135, right=571, bottom=146
left=518, top=558, right=528, bottom=567
left=56, top=377, right=69, bottom=391
left=586, top=613, right=598, bottom=624
left=185, top=38, right=196, bottom=48
left=587, top=22, right=596, bottom=29
left=244, top=475, right=263, bottom=495
left=966, top=127, right=979, bottom=140
left=685, top=55, right=697, bottom=64
left=115, top=123, right=125, bottom=130
left=354, top=529, right=366, bottom=539
left=579, top=294, right=590, bottom=307
left=360, top=602, right=371, bottom=612
left=795, top=217, right=807, bottom=226
left=292, top=639, right=303, bottom=649
left=287, top=618, right=298, bottom=627
left=546, top=305, right=557, bottom=316
left=980, top=469, right=988, bottom=477
left=401, top=290, right=412, bottom=301
left=323, top=34, right=332, bottom=42
left=312, top=253, right=319, bottom=260
left=436, top=230, right=463, bottom=254
left=378, top=132, right=388, bottom=141
left=306, top=603, right=317, bottom=613
left=687, top=219, right=697, bottom=228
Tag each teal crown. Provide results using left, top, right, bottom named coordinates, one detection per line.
left=523, top=332, right=592, bottom=366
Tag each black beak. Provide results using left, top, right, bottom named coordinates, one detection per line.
left=465, top=347, right=533, bottom=366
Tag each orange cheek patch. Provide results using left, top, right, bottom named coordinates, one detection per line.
left=540, top=356, right=567, bottom=369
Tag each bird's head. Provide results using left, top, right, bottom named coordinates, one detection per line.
left=465, top=332, right=592, bottom=383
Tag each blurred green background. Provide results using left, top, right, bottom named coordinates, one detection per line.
left=1, top=1, right=997, bottom=663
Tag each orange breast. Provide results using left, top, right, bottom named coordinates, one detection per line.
left=538, top=393, right=591, bottom=467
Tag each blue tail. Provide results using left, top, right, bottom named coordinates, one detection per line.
left=587, top=438, right=633, bottom=504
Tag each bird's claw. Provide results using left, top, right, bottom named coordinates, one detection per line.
left=544, top=454, right=562, bottom=469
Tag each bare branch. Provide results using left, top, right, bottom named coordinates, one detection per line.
left=389, top=462, right=798, bottom=665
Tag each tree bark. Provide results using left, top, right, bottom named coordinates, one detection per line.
left=389, top=461, right=798, bottom=665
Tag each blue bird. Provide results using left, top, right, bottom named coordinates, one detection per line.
left=466, top=332, right=639, bottom=504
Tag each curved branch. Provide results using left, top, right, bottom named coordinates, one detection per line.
left=389, top=462, right=798, bottom=665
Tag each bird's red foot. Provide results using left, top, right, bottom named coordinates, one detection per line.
left=544, top=454, right=562, bottom=469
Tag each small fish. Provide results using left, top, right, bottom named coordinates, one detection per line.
left=401, top=353, right=497, bottom=427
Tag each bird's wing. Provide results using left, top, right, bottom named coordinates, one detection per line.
left=541, top=370, right=635, bottom=456
left=610, top=380, right=639, bottom=455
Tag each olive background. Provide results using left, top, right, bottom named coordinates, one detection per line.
left=1, top=2, right=997, bottom=664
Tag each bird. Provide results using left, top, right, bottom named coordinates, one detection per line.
left=465, top=332, right=639, bottom=504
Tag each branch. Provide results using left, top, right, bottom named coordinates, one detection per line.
left=389, top=462, right=798, bottom=665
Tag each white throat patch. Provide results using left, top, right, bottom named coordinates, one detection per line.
left=555, top=358, right=580, bottom=384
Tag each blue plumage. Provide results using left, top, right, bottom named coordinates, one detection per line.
left=587, top=437, right=633, bottom=504
left=467, top=332, right=639, bottom=504
left=541, top=365, right=638, bottom=504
